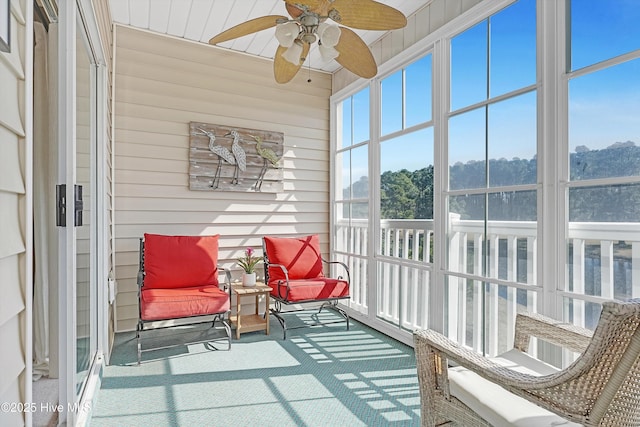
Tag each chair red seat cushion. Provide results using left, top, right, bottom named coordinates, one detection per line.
left=269, top=278, right=349, bottom=302
left=140, top=285, right=230, bottom=321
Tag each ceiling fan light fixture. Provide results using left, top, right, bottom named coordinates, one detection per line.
left=282, top=40, right=304, bottom=65
left=318, top=22, right=341, bottom=47
left=319, top=45, right=339, bottom=62
left=210, top=0, right=408, bottom=83
left=275, top=21, right=300, bottom=48
left=317, top=22, right=340, bottom=62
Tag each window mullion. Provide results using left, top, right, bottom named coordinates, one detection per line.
left=539, top=0, right=567, bottom=323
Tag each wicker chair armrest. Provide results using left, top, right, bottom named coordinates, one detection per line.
left=415, top=329, right=535, bottom=382
left=414, top=328, right=571, bottom=391
left=414, top=328, right=602, bottom=424
left=514, top=312, right=593, bottom=354
left=322, top=258, right=351, bottom=284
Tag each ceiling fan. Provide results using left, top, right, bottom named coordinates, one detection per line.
left=209, top=0, right=407, bottom=84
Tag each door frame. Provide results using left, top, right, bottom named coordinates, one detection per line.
left=56, top=0, right=110, bottom=424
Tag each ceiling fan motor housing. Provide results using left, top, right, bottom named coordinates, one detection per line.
left=299, top=13, right=321, bottom=42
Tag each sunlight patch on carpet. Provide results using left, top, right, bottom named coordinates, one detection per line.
left=170, top=341, right=299, bottom=374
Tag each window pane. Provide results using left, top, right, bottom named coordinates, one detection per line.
left=340, top=97, right=352, bottom=149
left=488, top=92, right=537, bottom=186
left=448, top=194, right=485, bottom=275
left=451, top=20, right=488, bottom=111
left=406, top=54, right=432, bottom=128
left=351, top=145, right=369, bottom=199
left=488, top=190, right=537, bottom=221
left=571, top=0, right=640, bottom=71
left=340, top=146, right=369, bottom=200
left=568, top=240, right=635, bottom=302
left=353, top=88, right=370, bottom=144
left=449, top=193, right=485, bottom=221
left=562, top=297, right=602, bottom=331
left=489, top=0, right=536, bottom=98
left=333, top=151, right=351, bottom=200
left=381, top=70, right=403, bottom=135
left=338, top=203, right=368, bottom=255
left=448, top=192, right=537, bottom=282
left=336, top=201, right=348, bottom=222
left=380, top=128, right=434, bottom=220
left=339, top=150, right=350, bottom=199
left=569, top=183, right=640, bottom=223
left=569, top=59, right=640, bottom=180
left=351, top=202, right=368, bottom=220
left=449, top=108, right=486, bottom=190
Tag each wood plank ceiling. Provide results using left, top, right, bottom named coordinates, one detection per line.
left=109, top=0, right=433, bottom=75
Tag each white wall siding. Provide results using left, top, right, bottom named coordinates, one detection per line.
left=0, top=0, right=31, bottom=425
left=113, top=26, right=332, bottom=331
left=87, top=0, right=116, bottom=351
left=332, top=0, right=484, bottom=93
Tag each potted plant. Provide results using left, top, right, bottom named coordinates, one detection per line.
left=237, top=247, right=261, bottom=286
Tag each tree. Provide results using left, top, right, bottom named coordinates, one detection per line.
left=380, top=169, right=419, bottom=219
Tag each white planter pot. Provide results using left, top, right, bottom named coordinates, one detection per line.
left=242, top=272, right=257, bottom=287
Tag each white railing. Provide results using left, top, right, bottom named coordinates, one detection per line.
left=336, top=217, right=640, bottom=356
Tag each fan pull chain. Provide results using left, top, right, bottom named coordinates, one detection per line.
left=307, top=55, right=312, bottom=83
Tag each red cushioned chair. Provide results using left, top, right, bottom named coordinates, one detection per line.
left=136, top=233, right=231, bottom=364
left=263, top=234, right=350, bottom=339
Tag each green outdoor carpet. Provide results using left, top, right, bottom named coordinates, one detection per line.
left=89, top=311, right=420, bottom=427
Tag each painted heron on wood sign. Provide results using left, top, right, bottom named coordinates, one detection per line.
left=196, top=127, right=235, bottom=189
left=226, top=130, right=246, bottom=184
left=251, top=135, right=280, bottom=191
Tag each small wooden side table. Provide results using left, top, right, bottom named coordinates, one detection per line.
left=229, top=282, right=271, bottom=339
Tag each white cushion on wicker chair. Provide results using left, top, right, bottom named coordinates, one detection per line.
left=492, top=348, right=560, bottom=375
left=448, top=349, right=581, bottom=427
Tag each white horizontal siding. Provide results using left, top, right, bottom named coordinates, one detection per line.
left=0, top=255, right=25, bottom=327
left=93, top=0, right=115, bottom=348
left=113, top=25, right=332, bottom=331
left=0, top=0, right=29, bottom=423
left=0, top=124, right=25, bottom=193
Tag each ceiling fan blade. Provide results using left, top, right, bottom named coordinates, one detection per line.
left=209, top=15, right=288, bottom=45
left=283, top=0, right=324, bottom=12
left=330, top=0, right=407, bottom=30
left=334, top=27, right=377, bottom=79
left=285, top=3, right=304, bottom=18
left=274, top=42, right=310, bottom=84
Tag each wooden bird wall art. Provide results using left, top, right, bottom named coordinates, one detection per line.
left=189, top=122, right=284, bottom=193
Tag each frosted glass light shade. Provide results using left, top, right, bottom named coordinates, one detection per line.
left=282, top=41, right=303, bottom=65
left=318, top=22, right=341, bottom=47
left=317, top=23, right=341, bottom=62
left=275, top=22, right=299, bottom=48
left=319, top=45, right=339, bottom=61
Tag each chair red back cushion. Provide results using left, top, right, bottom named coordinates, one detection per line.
left=264, top=235, right=324, bottom=282
left=143, top=233, right=219, bottom=289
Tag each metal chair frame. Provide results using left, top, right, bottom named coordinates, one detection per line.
left=263, top=238, right=351, bottom=339
left=136, top=237, right=232, bottom=364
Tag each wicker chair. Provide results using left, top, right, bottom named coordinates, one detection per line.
left=413, top=299, right=640, bottom=427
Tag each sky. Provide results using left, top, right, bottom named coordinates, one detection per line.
left=340, top=0, right=640, bottom=187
